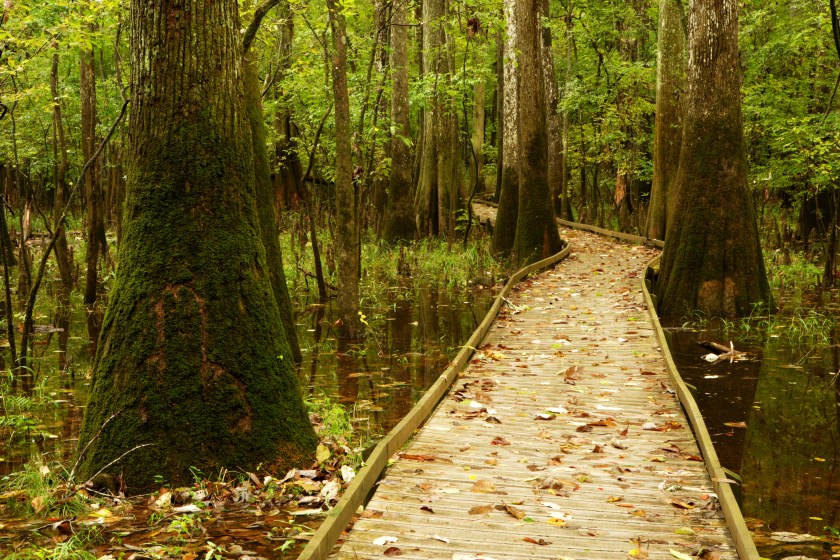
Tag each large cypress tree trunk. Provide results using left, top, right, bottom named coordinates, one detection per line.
left=492, top=0, right=519, bottom=256
left=646, top=0, right=686, bottom=240
left=76, top=0, right=316, bottom=491
left=513, top=0, right=563, bottom=265
left=383, top=0, right=416, bottom=243
left=656, top=0, right=771, bottom=317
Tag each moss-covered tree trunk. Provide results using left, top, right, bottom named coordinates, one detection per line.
left=242, top=7, right=302, bottom=363
left=383, top=0, right=415, bottom=243
left=646, top=0, right=686, bottom=240
left=76, top=0, right=316, bottom=491
left=513, top=0, right=563, bottom=265
left=492, top=0, right=519, bottom=256
left=656, top=0, right=772, bottom=317
left=327, top=0, right=361, bottom=337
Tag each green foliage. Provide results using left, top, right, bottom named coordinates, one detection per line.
left=0, top=457, right=89, bottom=518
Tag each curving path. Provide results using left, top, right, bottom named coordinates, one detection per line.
left=328, top=212, right=745, bottom=559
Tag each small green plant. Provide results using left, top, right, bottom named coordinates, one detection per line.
left=0, top=458, right=89, bottom=518
left=4, top=528, right=102, bottom=559
left=167, top=513, right=204, bottom=541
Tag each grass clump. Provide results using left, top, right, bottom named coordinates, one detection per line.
left=0, top=457, right=89, bottom=519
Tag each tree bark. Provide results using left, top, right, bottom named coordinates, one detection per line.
left=513, top=0, right=563, bottom=265
left=646, top=0, right=686, bottom=240
left=76, top=0, right=316, bottom=491
left=541, top=0, right=563, bottom=219
left=383, top=0, right=416, bottom=243
left=327, top=0, right=361, bottom=337
left=492, top=0, right=519, bottom=256
left=415, top=0, right=461, bottom=239
left=81, top=41, right=106, bottom=354
left=52, top=52, right=75, bottom=373
left=243, top=46, right=302, bottom=363
left=656, top=0, right=772, bottom=317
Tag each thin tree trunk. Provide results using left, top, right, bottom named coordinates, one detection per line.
left=492, top=0, right=519, bottom=256
left=646, top=0, right=686, bottom=240
left=383, top=0, right=416, bottom=243
left=51, top=53, right=76, bottom=373
left=327, top=0, right=361, bottom=337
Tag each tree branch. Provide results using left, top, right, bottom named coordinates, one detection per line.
left=243, top=0, right=281, bottom=55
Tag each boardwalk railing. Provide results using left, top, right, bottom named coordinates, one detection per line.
left=298, top=241, right=572, bottom=560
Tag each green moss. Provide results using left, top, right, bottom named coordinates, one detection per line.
left=76, top=109, right=316, bottom=492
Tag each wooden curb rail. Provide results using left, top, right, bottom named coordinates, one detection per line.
left=297, top=242, right=572, bottom=560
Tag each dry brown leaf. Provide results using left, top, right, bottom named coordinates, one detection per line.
left=384, top=546, right=403, bottom=556
left=491, top=436, right=511, bottom=446
left=523, top=537, right=552, bottom=545
left=503, top=504, right=525, bottom=520
left=471, top=480, right=498, bottom=494
left=468, top=504, right=493, bottom=515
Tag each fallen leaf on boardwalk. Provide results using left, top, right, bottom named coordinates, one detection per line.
left=469, top=505, right=493, bottom=515
left=534, top=413, right=556, bottom=421
left=670, top=500, right=695, bottom=510
left=527, top=464, right=546, bottom=472
left=674, top=527, right=695, bottom=535
left=523, top=537, right=551, bottom=545
left=547, top=406, right=569, bottom=414
left=491, top=436, right=511, bottom=446
left=628, top=548, right=649, bottom=558
left=432, top=534, right=450, bottom=543
left=685, top=455, right=703, bottom=462
left=641, top=370, right=657, bottom=376
left=669, top=550, right=693, bottom=560
left=373, top=536, right=399, bottom=545
left=642, top=422, right=659, bottom=431
left=541, top=501, right=561, bottom=509
left=546, top=517, right=567, bottom=527
left=400, top=453, right=439, bottom=462
left=503, top=504, right=526, bottom=520
left=384, top=547, right=403, bottom=556
left=548, top=455, right=564, bottom=466
left=662, top=444, right=682, bottom=454
left=420, top=506, right=435, bottom=514
left=471, top=480, right=497, bottom=493
left=459, top=444, right=471, bottom=452
left=611, top=438, right=628, bottom=450
left=592, top=444, right=604, bottom=453
left=485, top=416, right=502, bottom=424
left=576, top=425, right=594, bottom=433
left=588, top=418, right=617, bottom=427
left=664, top=421, right=683, bottom=429
left=606, top=496, right=623, bottom=502
left=723, top=421, right=747, bottom=428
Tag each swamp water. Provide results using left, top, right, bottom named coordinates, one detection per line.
left=4, top=278, right=840, bottom=559
left=0, top=285, right=496, bottom=557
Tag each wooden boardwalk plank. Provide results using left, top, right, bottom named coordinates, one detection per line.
left=331, top=225, right=742, bottom=560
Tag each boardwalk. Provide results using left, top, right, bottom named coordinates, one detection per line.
left=331, top=224, right=741, bottom=559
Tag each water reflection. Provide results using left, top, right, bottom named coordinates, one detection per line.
left=667, top=321, right=840, bottom=554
